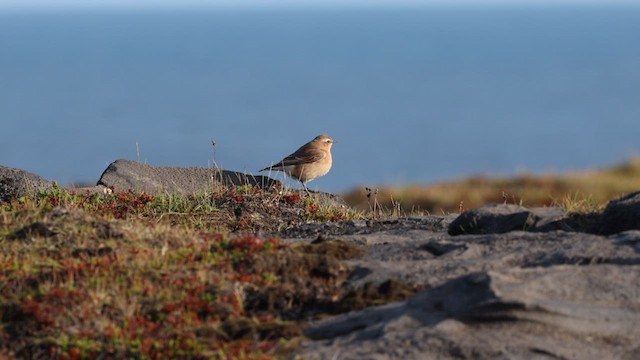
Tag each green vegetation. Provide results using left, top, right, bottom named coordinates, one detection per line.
left=343, top=158, right=640, bottom=215
left=0, top=186, right=401, bottom=360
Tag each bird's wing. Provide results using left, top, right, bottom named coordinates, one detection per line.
left=265, top=148, right=326, bottom=170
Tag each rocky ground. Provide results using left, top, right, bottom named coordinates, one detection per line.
left=288, top=215, right=640, bottom=359
left=2, top=160, right=640, bottom=359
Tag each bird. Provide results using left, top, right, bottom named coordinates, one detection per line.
left=260, top=134, right=336, bottom=193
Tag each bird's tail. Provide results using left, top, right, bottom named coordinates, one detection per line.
left=259, top=163, right=286, bottom=172
left=259, top=165, right=281, bottom=172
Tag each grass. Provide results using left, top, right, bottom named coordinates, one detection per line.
left=0, top=184, right=407, bottom=360
left=342, top=158, right=640, bottom=215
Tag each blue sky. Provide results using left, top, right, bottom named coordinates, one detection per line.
left=1, top=0, right=638, bottom=10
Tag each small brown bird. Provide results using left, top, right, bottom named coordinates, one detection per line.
left=260, top=134, right=336, bottom=192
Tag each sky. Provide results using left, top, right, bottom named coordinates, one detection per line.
left=0, top=0, right=638, bottom=11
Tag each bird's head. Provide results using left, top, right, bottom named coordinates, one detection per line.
left=314, top=134, right=336, bottom=149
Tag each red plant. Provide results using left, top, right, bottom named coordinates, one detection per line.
left=282, top=193, right=301, bottom=204
left=229, top=236, right=284, bottom=255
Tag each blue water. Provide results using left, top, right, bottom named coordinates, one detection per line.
left=1, top=6, right=640, bottom=192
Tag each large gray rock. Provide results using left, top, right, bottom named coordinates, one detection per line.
left=97, top=159, right=280, bottom=194
left=599, top=191, right=640, bottom=235
left=283, top=217, right=640, bottom=359
left=448, top=204, right=571, bottom=235
left=340, top=228, right=639, bottom=288
left=298, top=265, right=640, bottom=360
left=0, top=165, right=53, bottom=202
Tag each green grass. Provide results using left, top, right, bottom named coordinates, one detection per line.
left=0, top=185, right=373, bottom=359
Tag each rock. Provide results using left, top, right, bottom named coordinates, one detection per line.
left=527, top=206, right=572, bottom=232
left=0, top=165, right=53, bottom=202
left=279, top=215, right=457, bottom=241
left=97, top=159, right=280, bottom=194
left=599, top=191, right=640, bottom=235
left=611, top=230, right=640, bottom=253
left=338, top=228, right=638, bottom=288
left=448, top=204, right=532, bottom=235
left=281, top=211, right=640, bottom=359
left=297, top=266, right=640, bottom=360
left=448, top=204, right=575, bottom=235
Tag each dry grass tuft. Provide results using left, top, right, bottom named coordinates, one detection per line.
left=343, top=158, right=640, bottom=215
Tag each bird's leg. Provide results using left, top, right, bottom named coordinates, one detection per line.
left=301, top=181, right=310, bottom=196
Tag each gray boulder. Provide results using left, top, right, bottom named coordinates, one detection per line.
left=339, top=227, right=639, bottom=288
left=599, top=191, right=640, bottom=235
left=299, top=265, right=640, bottom=360
left=448, top=204, right=571, bottom=235
left=286, top=216, right=640, bottom=359
left=0, top=165, right=53, bottom=202
left=97, top=159, right=280, bottom=194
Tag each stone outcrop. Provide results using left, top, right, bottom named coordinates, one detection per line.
left=0, top=160, right=284, bottom=201
left=289, top=198, right=640, bottom=359
left=97, top=159, right=280, bottom=194
left=599, top=191, right=640, bottom=235
left=0, top=165, right=53, bottom=202
left=447, top=204, right=575, bottom=235
left=299, top=265, right=640, bottom=359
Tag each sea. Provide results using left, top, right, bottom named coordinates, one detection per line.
left=1, top=5, right=639, bottom=192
